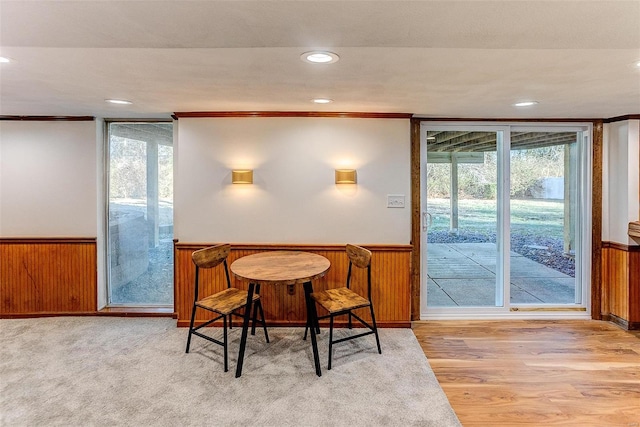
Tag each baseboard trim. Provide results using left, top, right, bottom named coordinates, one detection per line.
left=177, top=319, right=410, bottom=328
left=602, top=313, right=639, bottom=330
left=1, top=310, right=177, bottom=319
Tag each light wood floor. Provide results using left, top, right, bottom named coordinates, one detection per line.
left=413, top=320, right=640, bottom=426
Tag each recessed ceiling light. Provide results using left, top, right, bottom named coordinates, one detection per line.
left=635, top=60, right=640, bottom=68
left=105, top=99, right=133, bottom=105
left=312, top=98, right=333, bottom=104
left=513, top=101, right=539, bottom=107
left=301, top=51, right=339, bottom=64
left=0, top=57, right=11, bottom=63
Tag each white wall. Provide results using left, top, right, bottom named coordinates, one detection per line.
left=0, top=120, right=98, bottom=237
left=175, top=117, right=411, bottom=244
left=602, top=120, right=640, bottom=245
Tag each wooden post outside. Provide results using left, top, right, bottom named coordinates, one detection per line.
left=564, top=142, right=577, bottom=255
left=147, top=140, right=159, bottom=248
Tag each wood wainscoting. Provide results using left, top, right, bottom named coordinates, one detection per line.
left=601, top=242, right=640, bottom=329
left=175, top=243, right=412, bottom=328
left=0, top=238, right=97, bottom=316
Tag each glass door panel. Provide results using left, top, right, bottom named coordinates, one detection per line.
left=509, top=132, right=577, bottom=305
left=426, top=131, right=500, bottom=307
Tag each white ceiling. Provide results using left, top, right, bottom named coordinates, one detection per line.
left=1, top=0, right=639, bottom=119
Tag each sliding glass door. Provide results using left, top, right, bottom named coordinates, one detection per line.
left=421, top=123, right=591, bottom=318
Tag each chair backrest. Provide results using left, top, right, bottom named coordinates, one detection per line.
left=346, top=244, right=371, bottom=268
left=345, top=244, right=372, bottom=299
left=191, top=244, right=232, bottom=301
left=192, top=244, right=231, bottom=269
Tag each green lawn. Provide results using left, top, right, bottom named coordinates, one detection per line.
left=427, top=198, right=565, bottom=238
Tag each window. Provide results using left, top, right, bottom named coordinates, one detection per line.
left=106, top=122, right=174, bottom=306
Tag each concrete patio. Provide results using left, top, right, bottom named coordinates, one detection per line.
left=427, top=243, right=576, bottom=306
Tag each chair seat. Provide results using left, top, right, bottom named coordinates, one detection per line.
left=196, top=287, right=260, bottom=316
left=311, top=287, right=370, bottom=314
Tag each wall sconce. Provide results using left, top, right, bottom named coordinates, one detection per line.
left=335, top=169, right=357, bottom=184
left=232, top=170, right=253, bottom=184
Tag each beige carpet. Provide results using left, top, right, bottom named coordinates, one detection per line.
left=0, top=317, right=461, bottom=426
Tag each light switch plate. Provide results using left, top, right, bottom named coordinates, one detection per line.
left=387, top=194, right=405, bottom=208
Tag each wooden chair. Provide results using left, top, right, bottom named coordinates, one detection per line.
left=305, top=244, right=381, bottom=369
left=185, top=244, right=269, bottom=371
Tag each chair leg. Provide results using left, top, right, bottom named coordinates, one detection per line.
left=185, top=303, right=197, bottom=353
left=303, top=311, right=311, bottom=340
left=328, top=314, right=334, bottom=370
left=314, top=308, right=321, bottom=334
left=311, top=299, right=321, bottom=335
left=223, top=315, right=228, bottom=372
left=303, top=308, right=322, bottom=340
left=348, top=311, right=352, bottom=329
left=251, top=300, right=259, bottom=336
left=257, top=300, right=270, bottom=343
left=369, top=304, right=382, bottom=354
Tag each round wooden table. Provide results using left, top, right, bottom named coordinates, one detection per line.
left=230, top=251, right=331, bottom=377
